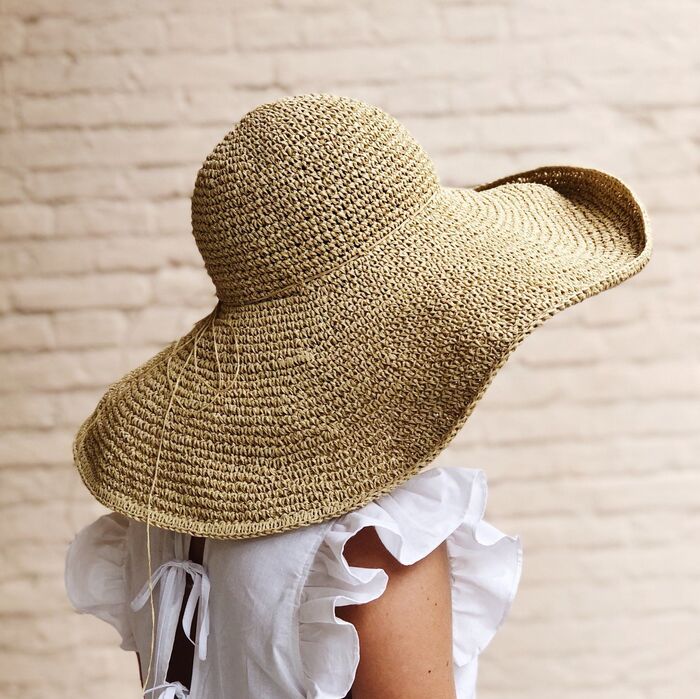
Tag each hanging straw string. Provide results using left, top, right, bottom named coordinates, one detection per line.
left=139, top=299, right=240, bottom=694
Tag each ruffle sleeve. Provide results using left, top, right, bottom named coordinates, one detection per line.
left=64, top=511, right=137, bottom=651
left=298, top=466, right=523, bottom=699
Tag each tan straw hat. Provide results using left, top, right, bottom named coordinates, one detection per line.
left=72, top=93, right=652, bottom=539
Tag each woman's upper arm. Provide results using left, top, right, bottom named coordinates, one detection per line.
left=335, top=525, right=457, bottom=699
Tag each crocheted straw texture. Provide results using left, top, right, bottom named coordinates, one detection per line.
left=72, top=93, right=652, bottom=540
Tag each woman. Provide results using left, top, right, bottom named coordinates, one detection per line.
left=64, top=93, right=651, bottom=698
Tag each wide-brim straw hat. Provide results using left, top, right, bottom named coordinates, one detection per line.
left=73, top=93, right=652, bottom=539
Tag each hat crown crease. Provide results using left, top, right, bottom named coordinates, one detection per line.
left=191, top=93, right=440, bottom=305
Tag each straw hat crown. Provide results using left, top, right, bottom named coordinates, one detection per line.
left=191, top=93, right=440, bottom=305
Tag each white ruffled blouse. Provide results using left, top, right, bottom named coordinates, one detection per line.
left=64, top=465, right=523, bottom=699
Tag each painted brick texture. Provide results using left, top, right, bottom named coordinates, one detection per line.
left=0, top=1, right=698, bottom=698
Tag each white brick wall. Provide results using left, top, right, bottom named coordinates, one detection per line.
left=1, top=1, right=698, bottom=697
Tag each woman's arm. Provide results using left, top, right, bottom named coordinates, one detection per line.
left=335, top=525, right=457, bottom=699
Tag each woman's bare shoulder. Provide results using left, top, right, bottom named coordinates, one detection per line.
left=336, top=525, right=457, bottom=699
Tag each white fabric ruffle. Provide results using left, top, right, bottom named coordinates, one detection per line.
left=298, top=466, right=523, bottom=699
left=64, top=511, right=137, bottom=651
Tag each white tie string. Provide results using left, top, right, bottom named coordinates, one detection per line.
left=181, top=563, right=210, bottom=661
left=144, top=681, right=190, bottom=699
left=131, top=559, right=211, bottom=685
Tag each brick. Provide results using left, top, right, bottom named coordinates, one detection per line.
left=132, top=53, right=275, bottom=89
left=0, top=127, right=222, bottom=169
left=503, top=616, right=700, bottom=664
left=55, top=201, right=153, bottom=237
left=152, top=267, right=216, bottom=306
left=562, top=359, right=699, bottom=403
left=0, top=16, right=24, bottom=56
left=444, top=41, right=547, bottom=79
left=658, top=107, right=700, bottom=139
left=585, top=72, right=700, bottom=108
left=469, top=362, right=562, bottom=409
left=641, top=174, right=700, bottom=212
left=438, top=150, right=517, bottom=188
left=21, top=16, right=70, bottom=54
left=2, top=498, right=105, bottom=546
left=29, top=165, right=190, bottom=204
left=513, top=75, right=583, bottom=109
left=0, top=648, right=137, bottom=693
left=182, top=88, right=245, bottom=126
left=127, top=305, right=194, bottom=344
left=0, top=239, right=92, bottom=277
left=19, top=91, right=182, bottom=128
left=442, top=5, right=507, bottom=40
left=0, top=429, right=72, bottom=466
left=95, top=236, right=198, bottom=272
left=0, top=393, right=56, bottom=429
left=0, top=172, right=24, bottom=203
left=276, top=0, right=334, bottom=7
left=0, top=540, right=70, bottom=577
left=404, top=114, right=478, bottom=153
left=0, top=348, right=127, bottom=392
left=52, top=309, right=127, bottom=348
left=461, top=434, right=700, bottom=483
left=480, top=398, right=698, bottom=445
left=523, top=543, right=700, bottom=584
left=0, top=314, right=53, bottom=350
left=123, top=343, right=173, bottom=370
left=500, top=471, right=700, bottom=519
left=235, top=9, right=303, bottom=49
left=544, top=36, right=685, bottom=74
left=0, top=465, right=76, bottom=506
left=577, top=286, right=647, bottom=326
left=277, top=47, right=409, bottom=86
left=28, top=169, right=127, bottom=202
left=122, top=167, right=194, bottom=200
left=10, top=234, right=200, bottom=281
left=181, top=87, right=283, bottom=125
left=166, top=13, right=232, bottom=50
left=0, top=203, right=53, bottom=239
left=9, top=274, right=152, bottom=312
left=0, top=94, right=16, bottom=129
left=510, top=4, right=588, bottom=40
left=51, top=389, right=103, bottom=427
left=0, top=286, right=10, bottom=314
left=630, top=140, right=698, bottom=177
left=151, top=200, right=195, bottom=237
left=514, top=320, right=609, bottom=367
left=476, top=110, right=599, bottom=150
left=600, top=317, right=695, bottom=361
left=72, top=16, right=166, bottom=53
left=520, top=577, right=699, bottom=620
left=299, top=8, right=371, bottom=47
left=4, top=55, right=133, bottom=94
left=0, top=574, right=72, bottom=614
left=0, top=0, right=80, bottom=17
left=372, top=7, right=442, bottom=43
left=450, top=78, right=517, bottom=112
left=374, top=81, right=452, bottom=116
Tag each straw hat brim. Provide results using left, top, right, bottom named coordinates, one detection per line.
left=73, top=165, right=652, bottom=539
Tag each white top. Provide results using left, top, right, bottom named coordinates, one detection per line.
left=64, top=464, right=522, bottom=699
